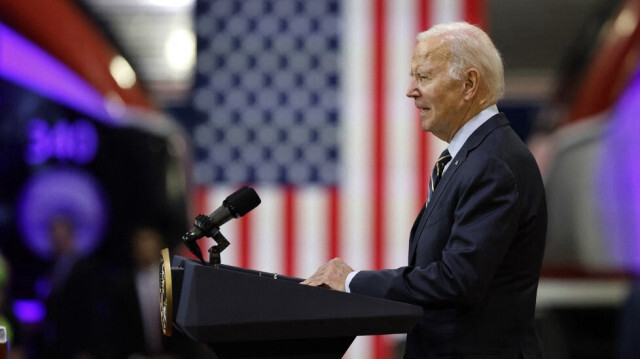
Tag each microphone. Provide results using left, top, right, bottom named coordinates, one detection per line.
left=209, top=186, right=261, bottom=228
left=182, top=186, right=261, bottom=262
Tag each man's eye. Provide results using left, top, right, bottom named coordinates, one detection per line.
left=410, top=73, right=430, bottom=82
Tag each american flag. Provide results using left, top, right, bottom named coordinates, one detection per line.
left=188, top=1, right=486, bottom=357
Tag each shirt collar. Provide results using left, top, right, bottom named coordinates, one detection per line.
left=447, top=104, right=499, bottom=160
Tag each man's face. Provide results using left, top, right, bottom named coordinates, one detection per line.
left=406, top=37, right=467, bottom=142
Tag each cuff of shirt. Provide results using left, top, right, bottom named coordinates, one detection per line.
left=345, top=270, right=359, bottom=293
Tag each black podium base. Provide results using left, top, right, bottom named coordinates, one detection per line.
left=208, top=337, right=354, bottom=359
left=170, top=255, right=421, bottom=359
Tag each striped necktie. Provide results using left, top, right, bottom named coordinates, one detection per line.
left=428, top=149, right=452, bottom=203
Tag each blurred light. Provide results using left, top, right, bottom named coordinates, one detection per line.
left=613, top=9, right=637, bottom=38
left=25, top=119, right=99, bottom=165
left=164, top=28, right=196, bottom=73
left=105, top=92, right=127, bottom=119
left=13, top=300, right=46, bottom=324
left=17, top=168, right=108, bottom=260
left=599, top=65, right=640, bottom=273
left=109, top=55, right=137, bottom=89
left=0, top=22, right=111, bottom=122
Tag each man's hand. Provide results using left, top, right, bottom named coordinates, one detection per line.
left=301, top=258, right=354, bottom=291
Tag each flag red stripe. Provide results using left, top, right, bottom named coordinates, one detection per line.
left=372, top=0, right=386, bottom=272
left=373, top=0, right=390, bottom=358
left=189, top=184, right=208, bottom=261
left=284, top=186, right=296, bottom=276
left=328, top=186, right=340, bottom=260
left=417, top=0, right=430, bottom=34
left=239, top=189, right=251, bottom=268
left=464, top=0, right=486, bottom=29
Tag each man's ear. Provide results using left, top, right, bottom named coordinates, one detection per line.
left=463, top=68, right=480, bottom=101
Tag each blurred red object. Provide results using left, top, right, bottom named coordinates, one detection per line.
left=568, top=0, right=640, bottom=123
left=0, top=0, right=154, bottom=110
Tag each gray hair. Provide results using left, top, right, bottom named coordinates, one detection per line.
left=417, top=22, right=504, bottom=102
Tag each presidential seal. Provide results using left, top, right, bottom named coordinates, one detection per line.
left=159, top=248, right=173, bottom=336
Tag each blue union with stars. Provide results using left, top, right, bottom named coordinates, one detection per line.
left=190, top=0, right=341, bottom=186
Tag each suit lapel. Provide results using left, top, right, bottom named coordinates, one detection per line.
left=408, top=114, right=510, bottom=264
left=408, top=159, right=463, bottom=264
left=407, top=205, right=426, bottom=262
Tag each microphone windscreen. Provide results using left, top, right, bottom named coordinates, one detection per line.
left=223, top=186, right=261, bottom=217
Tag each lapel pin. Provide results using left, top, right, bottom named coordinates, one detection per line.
left=455, top=160, right=459, bottom=165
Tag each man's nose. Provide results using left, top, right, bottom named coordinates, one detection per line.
left=406, top=78, right=418, bottom=98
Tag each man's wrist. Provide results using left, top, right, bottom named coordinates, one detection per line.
left=345, top=270, right=359, bottom=293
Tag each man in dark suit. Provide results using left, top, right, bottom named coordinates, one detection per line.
left=110, top=226, right=200, bottom=359
left=303, top=22, right=547, bottom=359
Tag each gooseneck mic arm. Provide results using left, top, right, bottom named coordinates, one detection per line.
left=181, top=186, right=261, bottom=265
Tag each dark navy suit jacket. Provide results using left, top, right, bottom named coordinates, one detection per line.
left=350, top=113, right=547, bottom=359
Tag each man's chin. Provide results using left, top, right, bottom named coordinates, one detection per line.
left=420, top=121, right=446, bottom=141
left=420, top=117, right=433, bottom=132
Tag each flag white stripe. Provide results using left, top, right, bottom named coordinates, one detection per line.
left=251, top=186, right=284, bottom=273
left=386, top=0, right=420, bottom=271
left=432, top=0, right=463, bottom=24
left=341, top=0, right=374, bottom=273
left=379, top=0, right=424, bottom=350
left=342, top=0, right=374, bottom=356
left=296, top=187, right=328, bottom=278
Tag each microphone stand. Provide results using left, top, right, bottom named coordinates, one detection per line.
left=182, top=214, right=230, bottom=266
left=208, top=232, right=229, bottom=266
